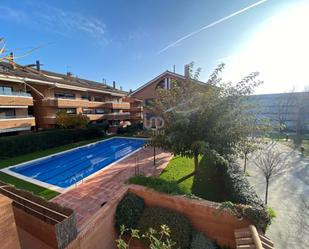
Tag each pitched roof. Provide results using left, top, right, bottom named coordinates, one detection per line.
left=0, top=62, right=127, bottom=96
left=129, top=70, right=206, bottom=96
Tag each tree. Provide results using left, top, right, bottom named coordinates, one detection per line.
left=237, top=116, right=271, bottom=173
left=148, top=62, right=262, bottom=174
left=253, top=142, right=287, bottom=205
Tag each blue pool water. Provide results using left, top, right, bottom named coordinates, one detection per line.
left=9, top=137, right=147, bottom=188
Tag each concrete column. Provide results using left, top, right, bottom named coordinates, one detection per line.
left=0, top=194, right=21, bottom=249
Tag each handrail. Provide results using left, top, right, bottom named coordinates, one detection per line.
left=0, top=115, right=34, bottom=120
left=0, top=91, right=31, bottom=97
left=249, top=225, right=263, bottom=249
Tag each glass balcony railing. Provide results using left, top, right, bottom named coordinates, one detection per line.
left=0, top=115, right=34, bottom=120
left=0, top=90, right=32, bottom=97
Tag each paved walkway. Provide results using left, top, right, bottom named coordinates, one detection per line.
left=52, top=147, right=173, bottom=229
left=242, top=143, right=309, bottom=249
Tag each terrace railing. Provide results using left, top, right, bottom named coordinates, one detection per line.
left=0, top=90, right=31, bottom=97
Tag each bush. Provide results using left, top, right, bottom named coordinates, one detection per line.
left=115, top=193, right=145, bottom=230
left=0, top=127, right=104, bottom=158
left=190, top=231, right=215, bottom=249
left=222, top=162, right=265, bottom=208
left=127, top=175, right=185, bottom=195
left=137, top=207, right=192, bottom=249
left=56, top=111, right=89, bottom=129
left=117, top=122, right=143, bottom=135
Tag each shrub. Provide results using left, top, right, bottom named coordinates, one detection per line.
left=117, top=122, right=143, bottom=135
left=0, top=127, right=104, bottom=158
left=115, top=193, right=145, bottom=230
left=127, top=176, right=185, bottom=195
left=221, top=162, right=264, bottom=208
left=137, top=207, right=192, bottom=249
left=56, top=111, right=89, bottom=129
left=190, top=231, right=215, bottom=249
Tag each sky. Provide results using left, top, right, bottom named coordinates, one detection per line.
left=1, top=0, right=308, bottom=94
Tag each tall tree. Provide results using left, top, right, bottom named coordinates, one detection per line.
left=148, top=63, right=262, bottom=173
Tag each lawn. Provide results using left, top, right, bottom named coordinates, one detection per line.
left=0, top=137, right=109, bottom=200
left=160, top=155, right=227, bottom=202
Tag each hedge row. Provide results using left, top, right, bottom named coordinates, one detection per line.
left=115, top=193, right=217, bottom=249
left=0, top=126, right=105, bottom=158
left=220, top=160, right=271, bottom=231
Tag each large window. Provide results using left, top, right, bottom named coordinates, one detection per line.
left=94, top=96, right=103, bottom=102
left=95, top=109, right=105, bottom=114
left=0, top=86, right=13, bottom=95
left=55, top=92, right=75, bottom=99
left=0, top=108, right=15, bottom=118
left=81, top=94, right=91, bottom=101
left=57, top=108, right=77, bottom=114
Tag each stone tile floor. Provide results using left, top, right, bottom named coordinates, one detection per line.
left=52, top=147, right=173, bottom=230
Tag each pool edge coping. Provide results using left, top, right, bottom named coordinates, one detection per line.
left=0, top=136, right=149, bottom=193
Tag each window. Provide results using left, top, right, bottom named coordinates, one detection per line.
left=94, top=96, right=103, bottom=102
left=57, top=108, right=76, bottom=114
left=81, top=95, right=91, bottom=101
left=95, top=109, right=105, bottom=114
left=55, top=92, right=75, bottom=99
left=82, top=109, right=93, bottom=114
left=0, top=108, right=15, bottom=118
left=0, top=86, right=13, bottom=95
left=145, top=98, right=154, bottom=105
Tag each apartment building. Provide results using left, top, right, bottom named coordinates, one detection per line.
left=129, top=66, right=205, bottom=125
left=0, top=61, right=142, bottom=134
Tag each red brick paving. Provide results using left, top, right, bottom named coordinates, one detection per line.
left=52, top=147, right=173, bottom=230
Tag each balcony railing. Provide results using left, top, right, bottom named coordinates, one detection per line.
left=0, top=90, right=31, bottom=97
left=0, top=115, right=34, bottom=120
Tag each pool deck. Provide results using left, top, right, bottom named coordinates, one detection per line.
left=51, top=146, right=173, bottom=229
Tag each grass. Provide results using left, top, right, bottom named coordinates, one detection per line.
left=129, top=155, right=227, bottom=202
left=0, top=136, right=109, bottom=200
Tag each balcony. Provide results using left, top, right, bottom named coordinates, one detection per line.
left=105, top=112, right=130, bottom=120
left=42, top=98, right=104, bottom=108
left=104, top=102, right=130, bottom=110
left=0, top=91, right=33, bottom=106
left=0, top=116, right=35, bottom=132
left=129, top=106, right=143, bottom=112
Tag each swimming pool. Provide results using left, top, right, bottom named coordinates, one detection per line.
left=4, top=137, right=147, bottom=191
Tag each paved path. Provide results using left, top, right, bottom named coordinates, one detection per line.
left=243, top=143, right=309, bottom=249
left=52, top=147, right=173, bottom=230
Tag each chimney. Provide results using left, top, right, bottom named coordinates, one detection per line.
left=173, top=64, right=176, bottom=73
left=36, top=60, right=40, bottom=71
left=113, top=81, right=116, bottom=89
left=184, top=64, right=190, bottom=78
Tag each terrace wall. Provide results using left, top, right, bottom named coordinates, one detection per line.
left=65, top=185, right=251, bottom=249
left=128, top=185, right=251, bottom=248
left=0, top=195, right=21, bottom=249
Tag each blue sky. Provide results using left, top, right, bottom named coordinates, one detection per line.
left=1, top=0, right=308, bottom=93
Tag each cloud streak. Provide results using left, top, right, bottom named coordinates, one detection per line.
left=157, top=0, right=269, bottom=55
left=0, top=4, right=107, bottom=40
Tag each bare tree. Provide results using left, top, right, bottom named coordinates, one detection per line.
left=253, top=142, right=287, bottom=205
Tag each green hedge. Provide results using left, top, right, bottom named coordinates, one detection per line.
left=190, top=231, right=215, bottom=249
left=0, top=127, right=104, bottom=158
left=127, top=175, right=185, bottom=195
left=219, top=160, right=271, bottom=231
left=137, top=207, right=192, bottom=249
left=115, top=193, right=145, bottom=230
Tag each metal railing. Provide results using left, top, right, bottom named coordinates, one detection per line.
left=0, top=90, right=31, bottom=97
left=0, top=115, right=34, bottom=120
